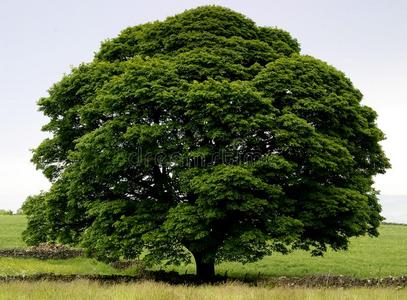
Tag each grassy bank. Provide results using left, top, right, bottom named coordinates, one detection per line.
left=0, top=280, right=405, bottom=300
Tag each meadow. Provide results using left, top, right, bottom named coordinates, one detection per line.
left=0, top=215, right=26, bottom=248
left=1, top=215, right=406, bottom=279
left=0, top=280, right=406, bottom=300
left=0, top=215, right=406, bottom=299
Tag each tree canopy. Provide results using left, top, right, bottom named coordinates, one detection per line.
left=23, top=6, right=390, bottom=280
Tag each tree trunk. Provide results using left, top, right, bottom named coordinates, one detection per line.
left=193, top=252, right=215, bottom=281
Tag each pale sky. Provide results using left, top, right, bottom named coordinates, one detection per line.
left=0, top=0, right=406, bottom=216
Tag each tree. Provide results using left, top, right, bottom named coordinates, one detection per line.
left=24, top=6, right=390, bottom=280
left=0, top=209, right=13, bottom=215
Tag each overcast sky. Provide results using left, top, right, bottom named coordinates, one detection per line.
left=0, top=0, right=406, bottom=218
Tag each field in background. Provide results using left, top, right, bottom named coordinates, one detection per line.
left=214, top=224, right=407, bottom=278
left=0, top=257, right=138, bottom=276
left=0, top=215, right=406, bottom=298
left=0, top=280, right=405, bottom=300
left=0, top=215, right=26, bottom=248
left=1, top=216, right=407, bottom=278
left=155, top=224, right=407, bottom=278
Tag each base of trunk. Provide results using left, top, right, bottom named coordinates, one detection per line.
left=193, top=253, right=215, bottom=281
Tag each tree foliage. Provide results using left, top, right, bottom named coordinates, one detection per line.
left=24, top=6, right=390, bottom=279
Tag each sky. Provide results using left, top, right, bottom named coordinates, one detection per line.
left=0, top=0, right=406, bottom=220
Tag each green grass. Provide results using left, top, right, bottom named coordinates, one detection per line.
left=0, top=215, right=26, bottom=248
left=220, top=224, right=407, bottom=278
left=0, top=280, right=405, bottom=300
left=1, top=215, right=406, bottom=278
left=0, top=257, right=139, bottom=276
left=158, top=225, right=407, bottom=279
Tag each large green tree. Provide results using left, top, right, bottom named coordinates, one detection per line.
left=24, top=6, right=390, bottom=280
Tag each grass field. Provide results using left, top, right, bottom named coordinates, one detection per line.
left=0, top=216, right=406, bottom=299
left=1, top=216, right=407, bottom=279
left=0, top=215, right=26, bottom=248
left=0, top=280, right=405, bottom=300
left=0, top=257, right=137, bottom=276
left=159, top=224, right=407, bottom=279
